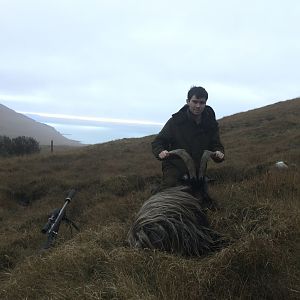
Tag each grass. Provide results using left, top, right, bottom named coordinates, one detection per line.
left=0, top=98, right=299, bottom=299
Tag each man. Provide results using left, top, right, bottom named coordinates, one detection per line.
left=152, top=86, right=225, bottom=189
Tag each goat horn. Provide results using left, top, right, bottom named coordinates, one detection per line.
left=198, top=150, right=214, bottom=179
left=168, top=149, right=196, bottom=179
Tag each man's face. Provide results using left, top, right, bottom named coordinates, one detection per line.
left=186, top=95, right=207, bottom=115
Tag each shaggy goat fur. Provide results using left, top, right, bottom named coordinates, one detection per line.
left=127, top=149, right=224, bottom=256
left=128, top=186, right=223, bottom=256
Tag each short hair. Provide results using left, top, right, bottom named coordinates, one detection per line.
left=187, top=86, right=208, bottom=101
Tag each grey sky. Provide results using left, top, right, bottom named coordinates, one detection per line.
left=0, top=0, right=299, bottom=143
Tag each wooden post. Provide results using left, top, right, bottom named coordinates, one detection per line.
left=51, top=140, right=53, bottom=153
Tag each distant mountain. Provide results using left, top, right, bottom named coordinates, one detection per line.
left=0, top=104, right=82, bottom=146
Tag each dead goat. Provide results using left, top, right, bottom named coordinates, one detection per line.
left=127, top=149, right=225, bottom=256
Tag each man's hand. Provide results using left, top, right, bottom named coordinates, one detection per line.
left=158, top=150, right=170, bottom=159
left=214, top=151, right=224, bottom=159
left=212, top=150, right=224, bottom=162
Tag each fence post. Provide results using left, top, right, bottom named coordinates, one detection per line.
left=51, top=140, right=53, bottom=153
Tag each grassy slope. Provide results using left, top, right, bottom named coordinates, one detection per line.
left=0, top=98, right=299, bottom=299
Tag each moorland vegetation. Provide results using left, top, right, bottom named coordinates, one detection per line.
left=0, top=136, right=40, bottom=157
left=0, top=98, right=299, bottom=299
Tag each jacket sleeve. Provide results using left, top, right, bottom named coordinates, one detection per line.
left=209, top=123, right=224, bottom=153
left=151, top=118, right=173, bottom=159
left=207, top=108, right=225, bottom=162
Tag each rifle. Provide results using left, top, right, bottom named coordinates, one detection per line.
left=41, top=189, right=79, bottom=249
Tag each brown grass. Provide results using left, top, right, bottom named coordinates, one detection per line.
left=0, top=98, right=299, bottom=299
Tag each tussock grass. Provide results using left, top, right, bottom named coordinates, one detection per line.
left=0, top=99, right=299, bottom=299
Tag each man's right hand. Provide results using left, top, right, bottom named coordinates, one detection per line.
left=158, top=150, right=170, bottom=159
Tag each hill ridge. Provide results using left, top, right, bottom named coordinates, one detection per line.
left=0, top=103, right=82, bottom=146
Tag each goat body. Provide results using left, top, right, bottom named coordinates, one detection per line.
left=128, top=150, right=224, bottom=256
left=127, top=186, right=222, bottom=256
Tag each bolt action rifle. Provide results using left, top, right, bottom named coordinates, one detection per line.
left=41, top=189, right=79, bottom=249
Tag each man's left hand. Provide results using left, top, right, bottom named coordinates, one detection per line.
left=212, top=151, right=225, bottom=162
left=214, top=151, right=224, bottom=159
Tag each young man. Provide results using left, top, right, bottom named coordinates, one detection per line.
left=152, top=86, right=225, bottom=189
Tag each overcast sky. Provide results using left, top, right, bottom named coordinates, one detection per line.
left=0, top=0, right=299, bottom=144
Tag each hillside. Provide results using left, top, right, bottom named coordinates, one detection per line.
left=0, top=98, right=299, bottom=299
left=0, top=104, right=82, bottom=146
left=214, top=98, right=300, bottom=181
left=219, top=98, right=300, bottom=159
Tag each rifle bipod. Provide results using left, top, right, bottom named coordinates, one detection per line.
left=41, top=189, right=79, bottom=249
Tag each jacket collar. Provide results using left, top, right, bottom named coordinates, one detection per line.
left=172, top=105, right=209, bottom=124
left=172, top=105, right=189, bottom=124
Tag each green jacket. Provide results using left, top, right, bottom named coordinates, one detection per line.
left=151, top=105, right=224, bottom=174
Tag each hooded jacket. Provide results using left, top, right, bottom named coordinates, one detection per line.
left=151, top=105, right=224, bottom=174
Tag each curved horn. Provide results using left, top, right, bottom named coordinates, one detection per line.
left=168, top=149, right=196, bottom=180
left=198, top=150, right=213, bottom=179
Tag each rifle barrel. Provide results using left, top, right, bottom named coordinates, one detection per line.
left=42, top=189, right=77, bottom=249
left=66, top=189, right=76, bottom=202
left=48, top=201, right=68, bottom=233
